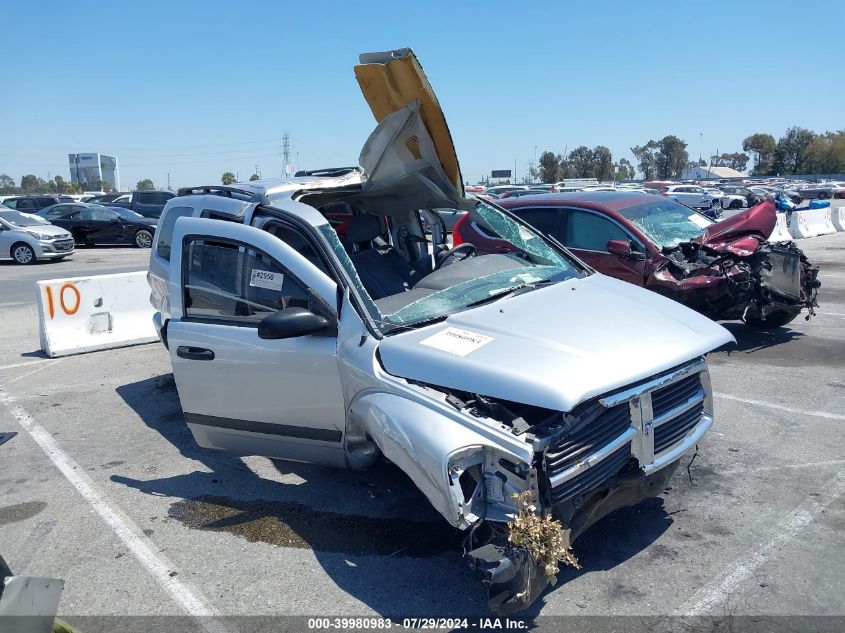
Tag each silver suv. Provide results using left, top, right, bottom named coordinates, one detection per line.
left=148, top=49, right=733, bottom=612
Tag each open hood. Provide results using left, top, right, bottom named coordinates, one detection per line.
left=354, top=49, right=467, bottom=211
left=379, top=274, right=734, bottom=412
left=698, top=199, right=777, bottom=245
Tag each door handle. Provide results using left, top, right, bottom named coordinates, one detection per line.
left=176, top=346, right=215, bottom=361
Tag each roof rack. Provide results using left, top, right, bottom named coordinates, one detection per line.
left=294, top=167, right=360, bottom=178
left=176, top=185, right=258, bottom=201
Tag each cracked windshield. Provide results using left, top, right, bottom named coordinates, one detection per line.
left=617, top=199, right=714, bottom=249
left=382, top=202, right=582, bottom=328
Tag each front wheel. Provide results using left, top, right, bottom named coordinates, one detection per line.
left=729, top=199, right=742, bottom=209
left=742, top=309, right=800, bottom=329
left=817, top=191, right=830, bottom=199
left=11, top=242, right=37, bottom=265
left=134, top=229, right=153, bottom=248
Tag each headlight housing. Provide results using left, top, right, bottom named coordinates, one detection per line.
left=26, top=231, right=55, bottom=241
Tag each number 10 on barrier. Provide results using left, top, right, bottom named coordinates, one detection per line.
left=44, top=283, right=81, bottom=319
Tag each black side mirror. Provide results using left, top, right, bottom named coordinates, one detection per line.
left=258, top=307, right=335, bottom=340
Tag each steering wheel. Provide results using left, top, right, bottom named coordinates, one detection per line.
left=438, top=242, right=477, bottom=268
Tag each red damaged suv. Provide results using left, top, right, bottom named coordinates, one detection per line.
left=453, top=191, right=819, bottom=329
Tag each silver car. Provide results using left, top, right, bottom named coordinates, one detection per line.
left=148, top=49, right=733, bottom=612
left=0, top=210, right=75, bottom=264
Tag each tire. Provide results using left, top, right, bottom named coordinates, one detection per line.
left=729, top=199, right=742, bottom=209
left=11, top=242, right=37, bottom=265
left=134, top=229, right=153, bottom=248
left=742, top=308, right=800, bottom=329
left=817, top=190, right=830, bottom=199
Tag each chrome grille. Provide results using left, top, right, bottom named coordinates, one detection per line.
left=545, top=402, right=631, bottom=480
left=654, top=401, right=704, bottom=454
left=651, top=374, right=702, bottom=419
left=549, top=444, right=631, bottom=505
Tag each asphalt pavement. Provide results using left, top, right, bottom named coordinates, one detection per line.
left=0, top=237, right=842, bottom=631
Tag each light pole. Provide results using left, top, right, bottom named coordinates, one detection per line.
left=533, top=145, right=538, bottom=183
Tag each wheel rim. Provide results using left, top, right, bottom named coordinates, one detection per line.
left=13, top=245, right=33, bottom=263
left=136, top=231, right=152, bottom=248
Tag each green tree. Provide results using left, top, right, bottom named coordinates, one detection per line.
left=53, top=175, right=66, bottom=193
left=221, top=172, right=237, bottom=185
left=631, top=141, right=659, bottom=180
left=592, top=146, right=613, bottom=181
left=801, top=131, right=845, bottom=175
left=249, top=173, right=260, bottom=181
left=67, top=183, right=83, bottom=194
left=711, top=152, right=749, bottom=172
left=655, top=135, right=689, bottom=179
left=613, top=158, right=635, bottom=181
left=773, top=127, right=815, bottom=174
left=20, top=174, right=40, bottom=191
left=567, top=146, right=596, bottom=178
left=537, top=151, right=560, bottom=183
left=742, top=133, right=777, bottom=175
left=136, top=179, right=155, bottom=191
left=0, top=174, right=15, bottom=192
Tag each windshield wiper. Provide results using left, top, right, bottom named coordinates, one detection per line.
left=465, top=278, right=558, bottom=309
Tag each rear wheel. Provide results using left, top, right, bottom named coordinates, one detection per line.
left=11, top=242, right=36, bottom=265
left=817, top=190, right=830, bottom=199
left=742, top=309, right=800, bottom=329
left=134, top=229, right=153, bottom=248
left=729, top=199, right=742, bottom=209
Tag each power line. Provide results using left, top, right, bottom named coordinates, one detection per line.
left=0, top=138, right=282, bottom=151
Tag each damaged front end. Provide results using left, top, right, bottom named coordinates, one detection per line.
left=459, top=359, right=713, bottom=613
left=649, top=237, right=820, bottom=326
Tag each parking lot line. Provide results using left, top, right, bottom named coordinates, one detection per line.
left=714, top=392, right=845, bottom=420
left=6, top=358, right=63, bottom=384
left=0, top=387, right=231, bottom=633
left=680, top=470, right=845, bottom=616
left=0, top=359, right=56, bottom=371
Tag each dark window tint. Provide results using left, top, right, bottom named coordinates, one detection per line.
left=511, top=207, right=559, bottom=235
left=156, top=206, right=194, bottom=261
left=563, top=209, right=629, bottom=251
left=184, top=239, right=313, bottom=325
left=136, top=192, right=159, bottom=205
left=81, top=207, right=117, bottom=221
left=47, top=205, right=71, bottom=216
left=265, top=223, right=329, bottom=276
left=16, top=199, right=35, bottom=210
left=36, top=197, right=56, bottom=207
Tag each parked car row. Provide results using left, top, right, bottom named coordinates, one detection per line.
left=0, top=198, right=160, bottom=263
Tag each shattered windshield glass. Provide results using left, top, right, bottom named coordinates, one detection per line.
left=617, top=199, right=714, bottom=250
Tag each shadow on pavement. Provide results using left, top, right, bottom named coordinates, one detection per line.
left=113, top=374, right=674, bottom=618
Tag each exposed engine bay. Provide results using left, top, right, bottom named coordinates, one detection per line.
left=649, top=237, right=820, bottom=327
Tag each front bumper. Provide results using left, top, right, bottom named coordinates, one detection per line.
left=38, top=238, right=75, bottom=257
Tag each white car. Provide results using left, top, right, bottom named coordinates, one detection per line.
left=703, top=188, right=747, bottom=210
left=0, top=209, right=75, bottom=264
left=662, top=185, right=721, bottom=210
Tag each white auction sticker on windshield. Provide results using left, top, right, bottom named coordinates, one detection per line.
left=688, top=213, right=711, bottom=228
left=250, top=269, right=284, bottom=290
left=420, top=327, right=494, bottom=357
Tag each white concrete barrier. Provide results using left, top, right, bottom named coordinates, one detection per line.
left=830, top=207, right=845, bottom=232
left=788, top=207, right=837, bottom=239
left=36, top=271, right=157, bottom=357
left=768, top=213, right=793, bottom=242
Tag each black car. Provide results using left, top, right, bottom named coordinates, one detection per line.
left=36, top=205, right=157, bottom=248
left=2, top=195, right=76, bottom=212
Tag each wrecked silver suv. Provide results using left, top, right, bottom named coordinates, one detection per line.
left=147, top=49, right=734, bottom=612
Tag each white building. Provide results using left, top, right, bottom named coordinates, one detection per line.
left=68, top=153, right=120, bottom=190
left=681, top=165, right=744, bottom=180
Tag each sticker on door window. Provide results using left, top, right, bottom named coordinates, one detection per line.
left=420, top=327, right=493, bottom=356
left=250, top=269, right=284, bottom=290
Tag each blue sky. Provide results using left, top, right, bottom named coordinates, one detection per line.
left=2, top=0, right=843, bottom=189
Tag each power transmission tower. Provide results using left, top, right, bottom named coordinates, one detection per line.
left=254, top=164, right=261, bottom=179
left=167, top=172, right=172, bottom=191
left=282, top=132, right=291, bottom=177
